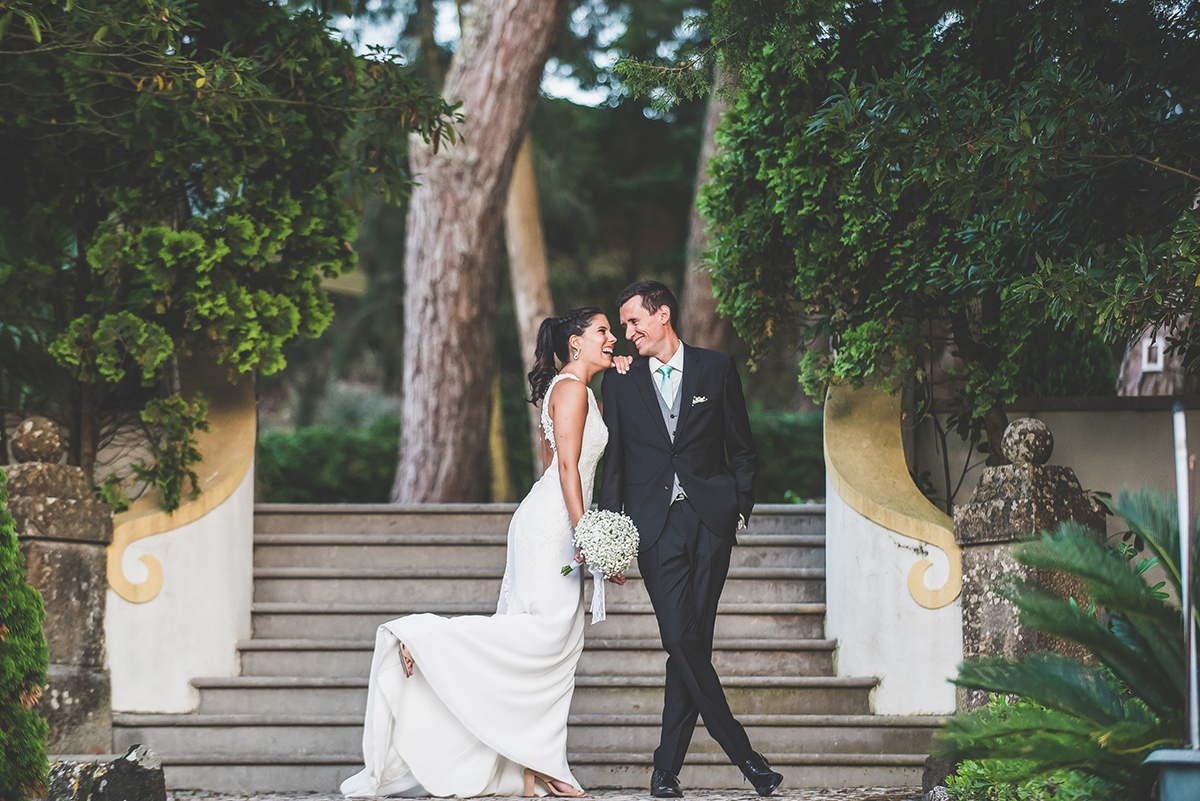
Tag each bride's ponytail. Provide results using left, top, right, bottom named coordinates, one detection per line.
left=528, top=318, right=560, bottom=405
left=527, top=307, right=604, bottom=405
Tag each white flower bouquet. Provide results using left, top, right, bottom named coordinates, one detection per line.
left=561, top=509, right=639, bottom=624
left=562, top=509, right=640, bottom=578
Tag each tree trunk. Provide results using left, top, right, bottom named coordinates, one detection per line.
left=505, top=132, right=554, bottom=476
left=392, top=0, right=566, bottom=503
left=489, top=370, right=514, bottom=502
left=680, top=66, right=732, bottom=352
left=417, top=0, right=444, bottom=88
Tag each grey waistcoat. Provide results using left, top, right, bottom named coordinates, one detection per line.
left=653, top=366, right=685, bottom=500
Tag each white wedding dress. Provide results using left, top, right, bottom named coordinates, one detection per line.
left=341, top=374, right=607, bottom=797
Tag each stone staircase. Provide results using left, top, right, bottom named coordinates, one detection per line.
left=113, top=503, right=938, bottom=791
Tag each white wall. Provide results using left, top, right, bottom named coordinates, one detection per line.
left=825, top=475, right=962, bottom=715
left=914, top=407, right=1200, bottom=530
left=106, top=462, right=254, bottom=713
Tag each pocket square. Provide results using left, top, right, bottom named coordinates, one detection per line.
left=692, top=395, right=708, bottom=405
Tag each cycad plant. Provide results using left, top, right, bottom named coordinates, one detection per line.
left=939, top=487, right=1192, bottom=796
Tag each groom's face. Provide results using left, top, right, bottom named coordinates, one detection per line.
left=619, top=295, right=672, bottom=360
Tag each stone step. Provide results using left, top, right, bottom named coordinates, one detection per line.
left=113, top=712, right=939, bottom=758
left=565, top=714, right=939, bottom=755
left=252, top=567, right=826, bottom=605
left=252, top=533, right=824, bottom=571
left=192, top=675, right=878, bottom=716
left=138, top=752, right=922, bottom=792
left=254, top=505, right=519, bottom=535
left=252, top=503, right=827, bottom=537
left=250, top=602, right=827, bottom=641
left=234, top=638, right=837, bottom=678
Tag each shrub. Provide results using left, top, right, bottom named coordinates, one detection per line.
left=945, top=698, right=1123, bottom=800
left=0, top=470, right=49, bottom=799
left=257, top=417, right=401, bottom=504
left=938, top=487, right=1191, bottom=796
left=747, top=408, right=824, bottom=503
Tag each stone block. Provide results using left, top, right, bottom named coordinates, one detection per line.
left=4, top=462, right=92, bottom=500
left=922, top=755, right=957, bottom=794
left=47, top=746, right=165, bottom=801
left=11, top=415, right=67, bottom=464
left=958, top=543, right=1091, bottom=710
left=953, top=418, right=1104, bottom=711
left=38, top=663, right=113, bottom=754
left=954, top=463, right=1105, bottom=546
left=19, top=539, right=107, bottom=666
left=9, top=495, right=113, bottom=544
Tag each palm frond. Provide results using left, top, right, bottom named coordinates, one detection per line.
left=953, top=652, right=1154, bottom=728
left=1003, top=581, right=1182, bottom=715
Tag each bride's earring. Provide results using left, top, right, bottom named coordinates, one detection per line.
left=572, top=350, right=580, bottom=360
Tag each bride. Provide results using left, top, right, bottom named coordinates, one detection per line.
left=341, top=307, right=620, bottom=798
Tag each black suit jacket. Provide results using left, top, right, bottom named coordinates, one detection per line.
left=599, top=344, right=756, bottom=550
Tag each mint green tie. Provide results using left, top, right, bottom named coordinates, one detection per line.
left=657, top=365, right=675, bottom=406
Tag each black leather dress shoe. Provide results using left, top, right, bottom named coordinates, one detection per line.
left=740, top=752, right=783, bottom=796
left=650, top=768, right=683, bottom=798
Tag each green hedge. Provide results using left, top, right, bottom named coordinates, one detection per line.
left=257, top=417, right=401, bottom=504
left=256, top=410, right=825, bottom=505
left=747, top=408, right=824, bottom=503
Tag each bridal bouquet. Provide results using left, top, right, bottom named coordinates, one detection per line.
left=561, top=510, right=639, bottom=624
left=561, top=509, right=640, bottom=578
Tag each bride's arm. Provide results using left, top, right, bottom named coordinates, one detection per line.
left=549, top=379, right=589, bottom=528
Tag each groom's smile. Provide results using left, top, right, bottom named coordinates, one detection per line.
left=619, top=294, right=676, bottom=362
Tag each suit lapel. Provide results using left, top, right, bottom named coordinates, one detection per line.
left=633, top=358, right=672, bottom=444
left=673, top=344, right=703, bottom=439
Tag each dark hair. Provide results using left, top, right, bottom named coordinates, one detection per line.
left=528, top=307, right=604, bottom=404
left=616, top=280, right=679, bottom=332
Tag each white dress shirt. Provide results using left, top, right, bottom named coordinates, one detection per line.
left=648, top=343, right=685, bottom=408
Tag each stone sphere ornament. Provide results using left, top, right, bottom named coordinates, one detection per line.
left=10, top=416, right=67, bottom=464
left=1001, top=417, right=1053, bottom=466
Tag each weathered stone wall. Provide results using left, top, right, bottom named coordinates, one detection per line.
left=4, top=416, right=113, bottom=753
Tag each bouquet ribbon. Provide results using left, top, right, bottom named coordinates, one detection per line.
left=588, top=565, right=606, bottom=623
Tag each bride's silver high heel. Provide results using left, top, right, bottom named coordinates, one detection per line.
left=523, top=768, right=585, bottom=797
left=398, top=641, right=415, bottom=677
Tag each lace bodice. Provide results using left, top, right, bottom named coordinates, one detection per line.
left=539, top=373, right=607, bottom=500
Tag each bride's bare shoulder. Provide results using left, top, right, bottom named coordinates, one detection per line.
left=547, top=375, right=588, bottom=410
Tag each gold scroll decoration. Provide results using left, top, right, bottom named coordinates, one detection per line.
left=823, top=379, right=962, bottom=609
left=107, top=359, right=256, bottom=603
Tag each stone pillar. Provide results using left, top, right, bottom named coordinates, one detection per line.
left=4, top=417, right=113, bottom=753
left=953, top=417, right=1105, bottom=711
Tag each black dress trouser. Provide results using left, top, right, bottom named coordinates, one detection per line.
left=638, top=498, right=753, bottom=774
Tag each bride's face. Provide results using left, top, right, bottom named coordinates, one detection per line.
left=572, top=315, right=617, bottom=370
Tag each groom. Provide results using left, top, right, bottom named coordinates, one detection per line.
left=599, top=281, right=783, bottom=797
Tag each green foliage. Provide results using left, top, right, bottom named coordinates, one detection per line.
left=0, top=0, right=459, bottom=502
left=747, top=408, right=823, bottom=502
left=0, top=470, right=49, bottom=800
left=130, top=394, right=211, bottom=513
left=256, top=416, right=401, bottom=504
left=256, top=408, right=822, bottom=505
left=99, top=472, right=131, bottom=514
left=938, top=488, right=1197, bottom=795
left=618, top=0, right=1197, bottom=447
left=946, top=703, right=1123, bottom=801
left=614, top=0, right=838, bottom=112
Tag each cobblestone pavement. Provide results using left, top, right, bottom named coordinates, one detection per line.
left=170, top=789, right=922, bottom=801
